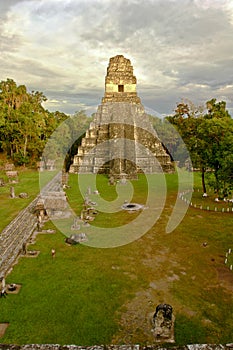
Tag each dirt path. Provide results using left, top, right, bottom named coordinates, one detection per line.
left=111, top=240, right=233, bottom=344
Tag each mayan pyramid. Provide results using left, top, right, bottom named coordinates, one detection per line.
left=69, top=55, right=173, bottom=178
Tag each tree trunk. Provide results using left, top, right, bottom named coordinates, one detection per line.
left=10, top=143, right=14, bottom=159
left=215, top=171, right=220, bottom=197
left=201, top=167, right=206, bottom=193
left=23, top=135, right=28, bottom=158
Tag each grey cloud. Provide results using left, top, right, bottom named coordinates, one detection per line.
left=80, top=0, right=231, bottom=48
left=20, top=59, right=66, bottom=79
left=172, top=59, right=233, bottom=90
left=1, top=0, right=232, bottom=117
left=45, top=86, right=102, bottom=101
left=0, top=35, right=22, bottom=52
left=43, top=86, right=103, bottom=115
left=0, top=0, right=25, bottom=14
left=2, top=56, right=65, bottom=80
left=0, top=1, right=24, bottom=52
left=28, top=0, right=99, bottom=25
left=140, top=84, right=216, bottom=116
left=78, top=0, right=233, bottom=98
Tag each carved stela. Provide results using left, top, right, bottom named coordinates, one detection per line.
left=69, top=55, right=174, bottom=178
left=152, top=304, right=175, bottom=343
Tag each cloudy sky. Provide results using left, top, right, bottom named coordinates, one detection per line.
left=1, top=0, right=233, bottom=116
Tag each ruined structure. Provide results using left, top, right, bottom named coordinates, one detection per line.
left=152, top=304, right=175, bottom=343
left=102, top=55, right=141, bottom=104
left=0, top=344, right=231, bottom=350
left=69, top=55, right=173, bottom=178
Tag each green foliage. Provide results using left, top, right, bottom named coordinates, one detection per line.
left=206, top=98, right=231, bottom=119
left=167, top=99, right=233, bottom=196
left=149, top=115, right=189, bottom=166
left=0, top=79, right=85, bottom=167
left=63, top=110, right=92, bottom=171
left=0, top=169, right=40, bottom=230
left=40, top=110, right=92, bottom=171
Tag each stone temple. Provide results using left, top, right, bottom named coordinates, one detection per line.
left=69, top=55, right=173, bottom=178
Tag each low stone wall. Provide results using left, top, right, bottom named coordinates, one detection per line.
left=0, top=198, right=38, bottom=277
left=0, top=344, right=232, bottom=350
left=0, top=172, right=63, bottom=277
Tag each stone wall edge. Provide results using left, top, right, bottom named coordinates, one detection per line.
left=0, top=344, right=232, bottom=350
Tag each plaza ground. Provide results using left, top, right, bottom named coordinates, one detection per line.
left=0, top=170, right=232, bottom=345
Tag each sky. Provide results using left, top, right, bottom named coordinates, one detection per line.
left=1, top=0, right=233, bottom=117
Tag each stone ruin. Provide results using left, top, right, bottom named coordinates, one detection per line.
left=102, top=55, right=141, bottom=104
left=69, top=55, right=173, bottom=179
left=0, top=344, right=231, bottom=350
left=37, top=159, right=55, bottom=172
left=152, top=304, right=175, bottom=343
left=65, top=233, right=88, bottom=245
left=34, top=191, right=69, bottom=219
left=4, top=163, right=15, bottom=171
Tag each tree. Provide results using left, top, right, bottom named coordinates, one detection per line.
left=166, top=100, right=209, bottom=190
left=206, top=98, right=231, bottom=119
left=149, top=116, right=179, bottom=158
left=64, top=111, right=93, bottom=171
left=0, top=79, right=69, bottom=166
left=201, top=116, right=233, bottom=197
left=166, top=99, right=233, bottom=196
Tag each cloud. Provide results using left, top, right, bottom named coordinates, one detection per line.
left=0, top=0, right=25, bottom=14
left=0, top=0, right=233, bottom=116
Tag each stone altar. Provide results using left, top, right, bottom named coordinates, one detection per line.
left=70, top=55, right=173, bottom=178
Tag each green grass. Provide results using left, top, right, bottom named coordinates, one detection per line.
left=183, top=172, right=233, bottom=211
left=65, top=172, right=178, bottom=229
left=0, top=169, right=40, bottom=230
left=0, top=169, right=59, bottom=230
left=226, top=250, right=233, bottom=269
left=188, top=191, right=233, bottom=211
left=0, top=170, right=233, bottom=345
left=175, top=314, right=206, bottom=345
left=1, top=225, right=136, bottom=345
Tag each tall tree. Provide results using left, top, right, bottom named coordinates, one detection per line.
left=201, top=116, right=233, bottom=197
left=166, top=99, right=233, bottom=196
left=0, top=79, right=68, bottom=165
left=166, top=100, right=209, bottom=191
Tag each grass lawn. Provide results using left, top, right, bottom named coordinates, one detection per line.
left=0, top=170, right=232, bottom=345
left=226, top=250, right=233, bottom=270
left=0, top=168, right=58, bottom=230
left=184, top=173, right=233, bottom=211
left=0, top=168, right=40, bottom=230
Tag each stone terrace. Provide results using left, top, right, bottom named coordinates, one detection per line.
left=0, top=197, right=38, bottom=277
left=0, top=172, right=63, bottom=277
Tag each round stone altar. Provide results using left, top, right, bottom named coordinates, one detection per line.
left=121, top=203, right=143, bottom=211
